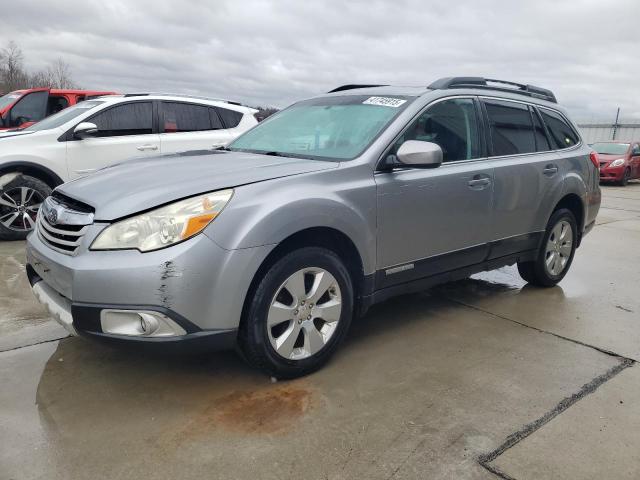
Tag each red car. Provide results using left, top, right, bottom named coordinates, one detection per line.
left=593, top=141, right=640, bottom=186
left=0, top=88, right=117, bottom=130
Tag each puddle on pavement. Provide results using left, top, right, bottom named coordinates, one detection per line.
left=180, top=383, right=314, bottom=438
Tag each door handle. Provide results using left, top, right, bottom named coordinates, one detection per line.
left=468, top=177, right=491, bottom=188
left=543, top=165, right=559, bottom=176
left=137, top=144, right=158, bottom=151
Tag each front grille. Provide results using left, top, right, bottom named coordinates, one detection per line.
left=37, top=213, right=88, bottom=255
left=36, top=196, right=94, bottom=255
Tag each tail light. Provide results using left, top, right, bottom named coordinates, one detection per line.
left=589, top=151, right=599, bottom=169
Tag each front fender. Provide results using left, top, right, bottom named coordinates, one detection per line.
left=204, top=166, right=377, bottom=274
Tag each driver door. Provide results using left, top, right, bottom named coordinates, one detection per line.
left=375, top=97, right=494, bottom=288
left=8, top=88, right=49, bottom=128
left=66, top=101, right=160, bottom=179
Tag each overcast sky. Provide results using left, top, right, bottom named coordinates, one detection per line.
left=1, top=0, right=639, bottom=121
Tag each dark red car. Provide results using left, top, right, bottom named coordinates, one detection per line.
left=593, top=141, right=640, bottom=186
left=0, top=88, right=117, bottom=130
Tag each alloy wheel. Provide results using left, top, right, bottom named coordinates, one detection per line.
left=0, top=187, right=44, bottom=232
left=267, top=267, right=342, bottom=360
left=544, top=220, right=573, bottom=276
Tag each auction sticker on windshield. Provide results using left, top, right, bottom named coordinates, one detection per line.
left=362, top=97, right=407, bottom=108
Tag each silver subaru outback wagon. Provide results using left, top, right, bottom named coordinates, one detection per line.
left=26, top=77, right=601, bottom=378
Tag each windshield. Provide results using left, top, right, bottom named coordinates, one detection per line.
left=0, top=92, right=22, bottom=111
left=229, top=95, right=413, bottom=161
left=23, top=100, right=105, bottom=132
left=592, top=142, right=630, bottom=155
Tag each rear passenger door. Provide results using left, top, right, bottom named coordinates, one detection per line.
left=159, top=102, right=232, bottom=154
left=482, top=98, right=565, bottom=257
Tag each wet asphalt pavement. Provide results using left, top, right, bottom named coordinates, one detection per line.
left=1, top=184, right=639, bottom=480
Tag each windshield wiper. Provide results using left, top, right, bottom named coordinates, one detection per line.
left=215, top=146, right=232, bottom=151
left=263, top=151, right=288, bottom=157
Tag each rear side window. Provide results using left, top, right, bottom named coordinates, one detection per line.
left=47, top=96, right=69, bottom=115
left=389, top=98, right=481, bottom=162
left=484, top=99, right=535, bottom=156
left=216, top=107, right=243, bottom=128
left=90, top=102, right=153, bottom=137
left=162, top=102, right=212, bottom=133
left=539, top=108, right=579, bottom=149
left=531, top=107, right=551, bottom=152
left=209, top=108, right=224, bottom=129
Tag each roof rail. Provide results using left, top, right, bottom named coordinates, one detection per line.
left=328, top=84, right=388, bottom=93
left=123, top=92, right=242, bottom=105
left=428, top=77, right=557, bottom=103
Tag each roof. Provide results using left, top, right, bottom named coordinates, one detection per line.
left=324, top=77, right=560, bottom=107
left=93, top=93, right=257, bottom=112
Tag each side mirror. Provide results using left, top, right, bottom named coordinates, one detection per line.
left=74, top=122, right=98, bottom=138
left=396, top=140, right=443, bottom=168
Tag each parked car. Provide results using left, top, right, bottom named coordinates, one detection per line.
left=0, top=88, right=117, bottom=131
left=592, top=141, right=640, bottom=186
left=0, top=94, right=258, bottom=239
left=26, top=77, right=600, bottom=378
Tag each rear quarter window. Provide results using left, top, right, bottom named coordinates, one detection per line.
left=539, top=108, right=579, bottom=149
left=216, top=107, right=243, bottom=128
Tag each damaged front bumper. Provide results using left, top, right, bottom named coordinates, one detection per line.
left=25, top=223, right=273, bottom=349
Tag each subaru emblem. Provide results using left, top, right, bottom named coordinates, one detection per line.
left=47, top=208, right=58, bottom=225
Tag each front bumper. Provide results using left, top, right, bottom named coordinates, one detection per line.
left=599, top=165, right=624, bottom=181
left=25, top=224, right=274, bottom=348
left=26, top=263, right=237, bottom=352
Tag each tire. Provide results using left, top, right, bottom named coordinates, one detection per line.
left=619, top=168, right=631, bottom=186
left=239, top=246, right=354, bottom=378
left=0, top=174, right=51, bottom=241
left=517, top=208, right=577, bottom=287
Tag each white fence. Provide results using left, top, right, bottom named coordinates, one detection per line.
left=578, top=123, right=640, bottom=144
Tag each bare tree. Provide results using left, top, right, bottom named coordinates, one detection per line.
left=0, top=41, right=29, bottom=92
left=0, top=41, right=78, bottom=92
left=29, top=58, right=77, bottom=89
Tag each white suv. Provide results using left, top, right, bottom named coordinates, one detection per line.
left=0, top=94, right=258, bottom=239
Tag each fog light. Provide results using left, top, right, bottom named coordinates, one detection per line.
left=139, top=313, right=159, bottom=335
left=100, top=309, right=186, bottom=337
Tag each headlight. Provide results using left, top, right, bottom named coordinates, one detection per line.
left=610, top=158, right=625, bottom=167
left=91, top=189, right=233, bottom=252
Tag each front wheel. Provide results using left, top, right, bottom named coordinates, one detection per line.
left=619, top=168, right=631, bottom=186
left=517, top=208, right=577, bottom=287
left=239, top=247, right=354, bottom=378
left=0, top=174, right=51, bottom=241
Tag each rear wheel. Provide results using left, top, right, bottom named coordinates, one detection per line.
left=0, top=175, right=50, bottom=241
left=619, top=168, right=631, bottom=186
left=517, top=208, right=577, bottom=287
left=239, top=247, right=354, bottom=378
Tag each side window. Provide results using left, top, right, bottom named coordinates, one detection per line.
left=484, top=99, right=535, bottom=156
left=9, top=90, right=49, bottom=126
left=216, top=107, right=243, bottom=128
left=531, top=107, right=551, bottom=152
left=47, top=96, right=69, bottom=116
left=539, top=108, right=579, bottom=149
left=162, top=102, right=212, bottom=133
left=390, top=98, right=481, bottom=162
left=209, top=108, right=224, bottom=129
left=632, top=144, right=640, bottom=156
left=89, top=102, right=153, bottom=137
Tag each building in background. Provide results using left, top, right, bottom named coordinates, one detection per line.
left=578, top=118, right=640, bottom=144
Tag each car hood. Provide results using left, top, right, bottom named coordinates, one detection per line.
left=597, top=153, right=626, bottom=162
left=56, top=150, right=338, bottom=220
